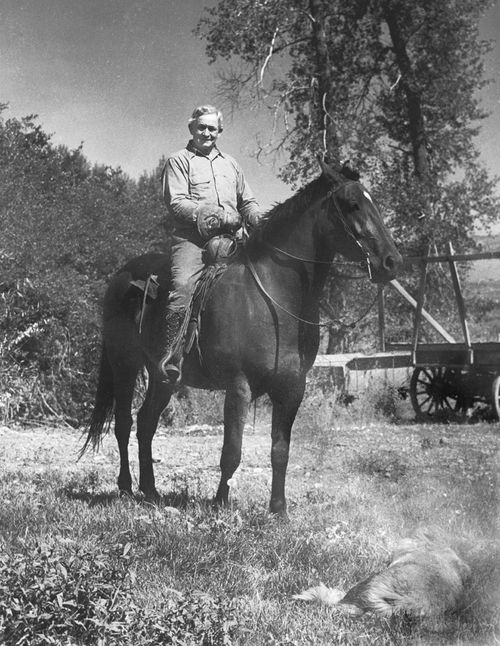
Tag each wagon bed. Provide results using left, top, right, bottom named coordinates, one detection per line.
left=413, top=342, right=500, bottom=368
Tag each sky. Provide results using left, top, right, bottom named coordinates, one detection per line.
left=1, top=0, right=500, bottom=214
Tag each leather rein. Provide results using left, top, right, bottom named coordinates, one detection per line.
left=246, top=180, right=377, bottom=329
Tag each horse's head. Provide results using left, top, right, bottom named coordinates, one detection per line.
left=317, top=157, right=402, bottom=283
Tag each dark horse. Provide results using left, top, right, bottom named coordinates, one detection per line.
left=81, top=159, right=402, bottom=515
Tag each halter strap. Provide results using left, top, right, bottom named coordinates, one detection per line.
left=246, top=256, right=377, bottom=328
left=246, top=257, right=325, bottom=326
left=246, top=181, right=377, bottom=328
left=264, top=241, right=368, bottom=276
left=265, top=180, right=373, bottom=279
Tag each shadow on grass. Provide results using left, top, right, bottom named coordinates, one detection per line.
left=57, top=487, right=122, bottom=506
left=58, top=485, right=215, bottom=511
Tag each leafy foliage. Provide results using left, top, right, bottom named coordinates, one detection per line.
left=0, top=108, right=167, bottom=421
left=0, top=540, right=236, bottom=645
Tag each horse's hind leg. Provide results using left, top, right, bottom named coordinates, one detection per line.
left=214, top=375, right=252, bottom=507
left=113, top=371, right=139, bottom=495
left=136, top=374, right=173, bottom=502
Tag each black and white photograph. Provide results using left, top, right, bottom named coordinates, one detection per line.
left=1, top=1, right=499, bottom=644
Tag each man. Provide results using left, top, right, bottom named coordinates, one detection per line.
left=160, top=105, right=262, bottom=382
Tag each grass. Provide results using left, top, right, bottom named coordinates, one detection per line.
left=0, top=405, right=499, bottom=645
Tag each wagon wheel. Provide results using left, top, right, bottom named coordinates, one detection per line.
left=410, top=366, right=464, bottom=421
left=491, top=376, right=500, bottom=421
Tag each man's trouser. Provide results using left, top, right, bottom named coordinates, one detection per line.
left=160, top=237, right=205, bottom=382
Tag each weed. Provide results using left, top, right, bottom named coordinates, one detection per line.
left=0, top=538, right=237, bottom=646
left=353, top=449, right=409, bottom=482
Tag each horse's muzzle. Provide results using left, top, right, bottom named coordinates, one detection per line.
left=371, top=250, right=403, bottom=283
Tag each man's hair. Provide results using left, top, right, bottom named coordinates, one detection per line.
left=188, top=105, right=223, bottom=132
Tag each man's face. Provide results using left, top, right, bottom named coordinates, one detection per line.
left=189, top=113, right=220, bottom=154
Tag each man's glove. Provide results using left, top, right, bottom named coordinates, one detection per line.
left=220, top=210, right=242, bottom=234
left=195, top=204, right=224, bottom=240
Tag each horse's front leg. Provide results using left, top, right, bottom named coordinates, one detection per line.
left=269, top=377, right=305, bottom=516
left=137, top=376, right=173, bottom=502
left=214, top=375, right=252, bottom=507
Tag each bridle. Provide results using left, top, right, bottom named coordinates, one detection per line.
left=264, top=180, right=374, bottom=279
left=246, top=180, right=378, bottom=328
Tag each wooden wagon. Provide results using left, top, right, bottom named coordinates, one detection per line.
left=314, top=242, right=500, bottom=421
left=396, top=242, right=500, bottom=421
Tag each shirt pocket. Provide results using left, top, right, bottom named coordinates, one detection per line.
left=190, top=180, right=210, bottom=200
left=189, top=167, right=211, bottom=199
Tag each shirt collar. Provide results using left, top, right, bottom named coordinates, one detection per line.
left=186, top=140, right=224, bottom=160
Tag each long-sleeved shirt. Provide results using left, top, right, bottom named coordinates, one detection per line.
left=162, top=140, right=262, bottom=239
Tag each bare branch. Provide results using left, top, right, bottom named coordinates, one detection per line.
left=258, top=27, right=279, bottom=87
left=390, top=73, right=402, bottom=91
left=255, top=124, right=300, bottom=162
left=215, top=65, right=256, bottom=109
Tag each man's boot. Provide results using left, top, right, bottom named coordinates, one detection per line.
left=159, top=309, right=187, bottom=383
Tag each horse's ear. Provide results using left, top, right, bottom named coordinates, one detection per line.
left=340, top=160, right=360, bottom=181
left=317, top=154, right=329, bottom=176
left=317, top=153, right=342, bottom=178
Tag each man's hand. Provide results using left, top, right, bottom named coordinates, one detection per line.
left=195, top=204, right=224, bottom=240
left=220, top=210, right=242, bottom=233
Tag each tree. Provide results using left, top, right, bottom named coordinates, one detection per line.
left=0, top=108, right=167, bottom=421
left=196, top=0, right=500, bottom=348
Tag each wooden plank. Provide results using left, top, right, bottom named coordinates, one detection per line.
left=409, top=342, right=500, bottom=367
left=468, top=342, right=500, bottom=367
left=404, top=250, right=500, bottom=265
left=313, top=353, right=361, bottom=367
left=389, top=280, right=456, bottom=343
left=313, top=351, right=412, bottom=370
left=312, top=343, right=500, bottom=372
left=414, top=345, right=472, bottom=366
left=347, top=353, right=413, bottom=370
left=446, top=241, right=472, bottom=349
left=378, top=285, right=386, bottom=351
left=412, top=247, right=430, bottom=356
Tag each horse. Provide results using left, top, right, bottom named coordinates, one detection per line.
left=81, top=158, right=402, bottom=515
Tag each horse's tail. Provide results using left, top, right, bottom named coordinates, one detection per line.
left=79, top=343, right=115, bottom=458
left=79, top=252, right=171, bottom=458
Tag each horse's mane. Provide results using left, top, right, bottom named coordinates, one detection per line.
left=249, top=175, right=328, bottom=243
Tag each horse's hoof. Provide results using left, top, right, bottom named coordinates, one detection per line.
left=143, top=490, right=161, bottom=505
left=119, top=488, right=133, bottom=499
left=212, top=495, right=228, bottom=510
left=269, top=501, right=289, bottom=520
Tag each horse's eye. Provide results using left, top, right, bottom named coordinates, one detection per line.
left=347, top=202, right=360, bottom=215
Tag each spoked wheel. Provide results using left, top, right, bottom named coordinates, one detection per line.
left=491, top=376, right=500, bottom=421
left=410, top=366, right=464, bottom=421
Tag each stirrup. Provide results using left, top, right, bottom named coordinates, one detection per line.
left=160, top=360, right=181, bottom=383
left=159, top=351, right=183, bottom=383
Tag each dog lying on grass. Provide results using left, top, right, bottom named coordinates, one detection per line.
left=294, top=530, right=471, bottom=618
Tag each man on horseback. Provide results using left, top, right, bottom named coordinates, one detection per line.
left=160, top=105, right=263, bottom=383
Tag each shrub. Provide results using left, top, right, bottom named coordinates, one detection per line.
left=0, top=539, right=237, bottom=646
left=0, top=541, right=133, bottom=645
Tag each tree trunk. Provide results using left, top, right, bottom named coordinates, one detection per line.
left=383, top=7, right=430, bottom=181
left=308, top=0, right=338, bottom=157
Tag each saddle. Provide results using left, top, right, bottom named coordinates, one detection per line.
left=129, top=274, right=160, bottom=303
left=130, top=234, right=240, bottom=359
